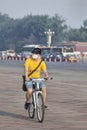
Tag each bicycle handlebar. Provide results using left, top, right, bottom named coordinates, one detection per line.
left=44, top=77, right=53, bottom=80
left=30, top=77, right=53, bottom=82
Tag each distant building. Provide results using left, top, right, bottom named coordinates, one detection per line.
left=59, top=42, right=87, bottom=52
left=75, top=42, right=87, bottom=52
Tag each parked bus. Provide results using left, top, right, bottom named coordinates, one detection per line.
left=41, top=46, right=74, bottom=56
left=21, top=45, right=74, bottom=57
left=20, top=45, right=39, bottom=58
left=55, top=46, right=74, bottom=57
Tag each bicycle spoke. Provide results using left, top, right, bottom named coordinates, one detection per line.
left=28, top=95, right=35, bottom=118
left=36, top=93, right=45, bottom=122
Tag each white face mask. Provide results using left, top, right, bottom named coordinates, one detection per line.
left=32, top=54, right=38, bottom=59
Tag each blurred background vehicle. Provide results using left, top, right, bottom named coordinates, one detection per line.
left=6, top=50, right=16, bottom=58
left=50, top=52, right=65, bottom=61
left=21, top=51, right=32, bottom=59
left=66, top=54, right=79, bottom=62
left=41, top=52, right=65, bottom=61
left=0, top=51, right=7, bottom=59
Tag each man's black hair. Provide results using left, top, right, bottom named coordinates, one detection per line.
left=32, top=48, right=41, bottom=55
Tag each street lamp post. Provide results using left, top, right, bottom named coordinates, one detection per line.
left=45, top=29, right=54, bottom=47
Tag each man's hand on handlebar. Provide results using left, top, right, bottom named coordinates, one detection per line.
left=25, top=76, right=30, bottom=81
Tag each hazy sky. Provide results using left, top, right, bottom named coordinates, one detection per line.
left=0, top=0, right=87, bottom=28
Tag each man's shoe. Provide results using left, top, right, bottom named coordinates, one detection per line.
left=24, top=102, right=30, bottom=110
left=44, top=105, right=48, bottom=109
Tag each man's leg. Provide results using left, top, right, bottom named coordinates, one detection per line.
left=26, top=88, right=33, bottom=102
left=25, top=88, right=33, bottom=110
left=42, top=86, right=46, bottom=104
left=25, top=81, right=33, bottom=110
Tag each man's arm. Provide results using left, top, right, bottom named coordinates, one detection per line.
left=44, top=70, right=49, bottom=79
left=41, top=61, right=49, bottom=78
left=24, top=66, right=30, bottom=81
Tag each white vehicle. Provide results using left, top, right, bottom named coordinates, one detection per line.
left=6, top=50, right=16, bottom=57
left=21, top=45, right=39, bottom=52
left=0, top=51, right=7, bottom=58
left=21, top=45, right=40, bottom=58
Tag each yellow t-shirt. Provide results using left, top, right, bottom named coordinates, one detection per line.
left=24, top=58, right=47, bottom=78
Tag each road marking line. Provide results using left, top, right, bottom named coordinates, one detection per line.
left=58, top=82, right=87, bottom=87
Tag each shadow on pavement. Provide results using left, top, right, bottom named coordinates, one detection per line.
left=0, top=110, right=28, bottom=120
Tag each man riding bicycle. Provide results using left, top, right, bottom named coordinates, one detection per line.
left=24, top=48, right=49, bottom=110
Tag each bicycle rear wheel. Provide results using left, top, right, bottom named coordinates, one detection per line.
left=28, top=95, right=35, bottom=118
left=36, top=93, right=45, bottom=123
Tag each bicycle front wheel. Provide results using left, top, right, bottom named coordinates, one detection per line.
left=28, top=95, right=35, bottom=118
left=36, top=93, right=45, bottom=123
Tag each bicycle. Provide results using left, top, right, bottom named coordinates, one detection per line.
left=27, top=78, right=52, bottom=123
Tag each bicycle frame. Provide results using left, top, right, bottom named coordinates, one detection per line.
left=32, top=79, right=42, bottom=109
left=28, top=78, right=45, bottom=122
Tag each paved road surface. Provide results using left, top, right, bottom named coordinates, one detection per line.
left=0, top=61, right=87, bottom=130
